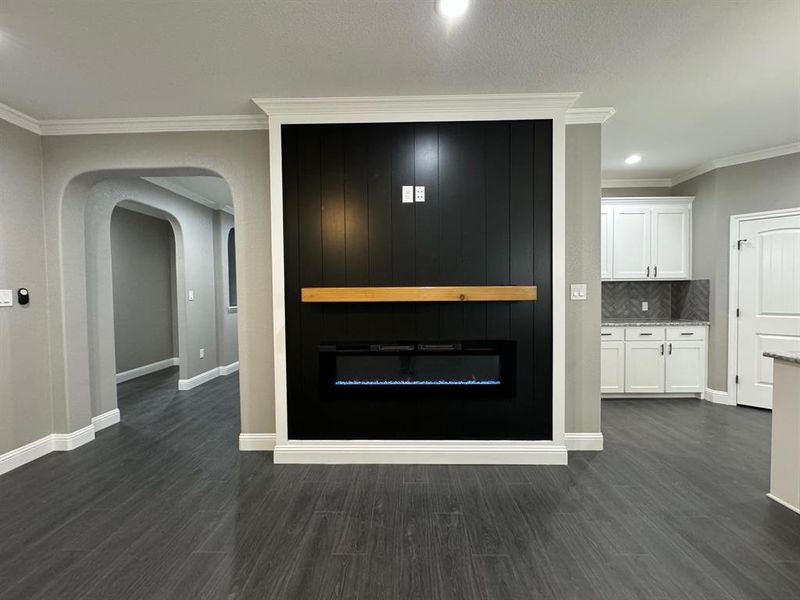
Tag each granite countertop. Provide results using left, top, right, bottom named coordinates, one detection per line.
left=601, top=319, right=710, bottom=327
left=763, top=351, right=800, bottom=365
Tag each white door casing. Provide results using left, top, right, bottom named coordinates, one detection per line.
left=612, top=207, right=651, bottom=280
left=735, top=213, right=800, bottom=409
left=651, top=206, right=690, bottom=279
left=600, top=206, right=613, bottom=280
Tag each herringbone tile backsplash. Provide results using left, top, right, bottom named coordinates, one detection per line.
left=602, top=280, right=710, bottom=321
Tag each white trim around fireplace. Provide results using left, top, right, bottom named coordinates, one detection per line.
left=257, top=93, right=578, bottom=465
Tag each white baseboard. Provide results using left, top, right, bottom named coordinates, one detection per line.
left=0, top=412, right=127, bottom=476
left=0, top=435, right=54, bottom=476
left=178, top=367, right=220, bottom=391
left=565, top=432, right=604, bottom=451
left=117, top=357, right=178, bottom=383
left=239, top=433, right=277, bottom=451
left=51, top=424, right=96, bottom=451
left=705, top=388, right=735, bottom=406
left=767, top=493, right=800, bottom=514
left=92, top=408, right=121, bottom=432
left=219, top=361, right=240, bottom=376
left=273, top=440, right=569, bottom=465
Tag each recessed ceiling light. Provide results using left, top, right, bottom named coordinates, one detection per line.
left=435, top=0, right=470, bottom=19
left=625, top=154, right=642, bottom=165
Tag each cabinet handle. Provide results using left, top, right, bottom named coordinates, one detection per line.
left=640, top=332, right=653, bottom=336
left=646, top=266, right=650, bottom=278
left=668, top=343, right=672, bottom=355
left=680, top=332, right=694, bottom=336
left=660, top=343, right=664, bottom=355
left=601, top=333, right=612, bottom=336
left=654, top=266, right=657, bottom=278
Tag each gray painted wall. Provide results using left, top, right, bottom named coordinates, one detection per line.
left=673, top=152, right=800, bottom=390
left=602, top=187, right=672, bottom=197
left=111, top=206, right=175, bottom=373
left=0, top=120, right=52, bottom=455
left=40, top=130, right=273, bottom=437
left=565, top=124, right=602, bottom=434
left=213, top=210, right=239, bottom=367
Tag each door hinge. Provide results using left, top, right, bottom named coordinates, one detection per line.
left=737, top=239, right=748, bottom=250
left=735, top=375, right=739, bottom=384
left=736, top=308, right=740, bottom=317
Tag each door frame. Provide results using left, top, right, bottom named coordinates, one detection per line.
left=727, top=207, right=800, bottom=405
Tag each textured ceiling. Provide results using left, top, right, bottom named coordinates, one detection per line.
left=1, top=0, right=798, bottom=178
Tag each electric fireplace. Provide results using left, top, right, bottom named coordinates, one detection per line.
left=319, top=341, right=516, bottom=399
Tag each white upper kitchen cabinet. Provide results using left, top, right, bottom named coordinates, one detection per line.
left=611, top=206, right=651, bottom=279
left=651, top=206, right=691, bottom=279
left=602, top=197, right=693, bottom=281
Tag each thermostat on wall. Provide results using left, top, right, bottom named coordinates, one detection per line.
left=0, top=289, right=12, bottom=307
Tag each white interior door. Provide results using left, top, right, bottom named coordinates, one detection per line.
left=651, top=206, right=690, bottom=279
left=612, top=207, right=651, bottom=280
left=736, top=213, right=800, bottom=409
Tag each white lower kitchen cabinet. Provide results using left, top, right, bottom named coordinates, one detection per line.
left=625, top=341, right=666, bottom=393
left=601, top=325, right=708, bottom=397
left=665, top=340, right=705, bottom=393
left=600, top=341, right=625, bottom=393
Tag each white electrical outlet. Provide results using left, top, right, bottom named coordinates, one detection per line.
left=199, top=348, right=205, bottom=359
left=570, top=284, right=587, bottom=301
left=402, top=186, right=414, bottom=203
left=414, top=186, right=425, bottom=203
left=642, top=301, right=649, bottom=311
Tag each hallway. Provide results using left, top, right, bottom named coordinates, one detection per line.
left=1, top=370, right=799, bottom=599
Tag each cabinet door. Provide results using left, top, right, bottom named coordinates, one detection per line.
left=600, top=206, right=613, bottom=280
left=625, top=341, right=665, bottom=393
left=601, top=341, right=625, bottom=393
left=651, top=206, right=690, bottom=279
left=665, top=340, right=705, bottom=393
left=612, top=207, right=651, bottom=279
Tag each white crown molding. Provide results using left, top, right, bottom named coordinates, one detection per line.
left=0, top=102, right=42, bottom=134
left=565, top=107, right=616, bottom=125
left=601, top=178, right=673, bottom=189
left=254, top=93, right=582, bottom=122
left=39, top=114, right=267, bottom=136
left=672, top=142, right=800, bottom=186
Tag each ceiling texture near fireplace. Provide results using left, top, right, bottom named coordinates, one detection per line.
left=282, top=120, right=552, bottom=440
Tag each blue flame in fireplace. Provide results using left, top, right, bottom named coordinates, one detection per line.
left=335, top=379, right=501, bottom=386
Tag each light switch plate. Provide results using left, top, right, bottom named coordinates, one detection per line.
left=570, top=284, right=587, bottom=301
left=199, top=348, right=205, bottom=359
left=402, top=186, right=414, bottom=203
left=414, top=186, right=425, bottom=202
left=188, top=290, right=195, bottom=301
left=642, top=301, right=648, bottom=311
left=0, top=289, right=12, bottom=307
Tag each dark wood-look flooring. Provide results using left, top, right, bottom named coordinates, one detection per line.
left=1, top=367, right=799, bottom=599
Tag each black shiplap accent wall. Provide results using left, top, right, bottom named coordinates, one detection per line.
left=282, top=121, right=552, bottom=440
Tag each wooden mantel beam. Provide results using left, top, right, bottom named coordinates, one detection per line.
left=300, top=286, right=537, bottom=303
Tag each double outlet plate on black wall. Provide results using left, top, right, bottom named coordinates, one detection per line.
left=282, top=120, right=553, bottom=440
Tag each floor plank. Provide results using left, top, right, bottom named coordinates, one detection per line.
left=0, top=369, right=798, bottom=599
